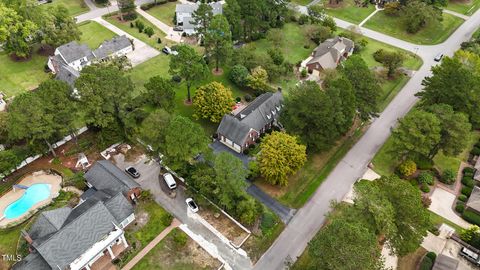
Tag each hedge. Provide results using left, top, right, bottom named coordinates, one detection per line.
left=419, top=256, right=434, bottom=270
left=462, top=176, right=475, bottom=188
left=463, top=209, right=480, bottom=226
left=462, top=186, right=473, bottom=197
left=456, top=202, right=465, bottom=213
left=459, top=194, right=468, bottom=202
left=426, top=252, right=437, bottom=261
left=420, top=183, right=430, bottom=193
left=464, top=167, right=475, bottom=175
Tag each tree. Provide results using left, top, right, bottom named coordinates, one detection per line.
left=144, top=76, right=176, bottom=112
left=41, top=5, right=81, bottom=48
left=246, top=66, right=269, bottom=92
left=214, top=152, right=248, bottom=210
left=373, top=49, right=405, bottom=78
left=224, top=0, right=243, bottom=40
left=281, top=81, right=340, bottom=152
left=303, top=24, right=333, bottom=44
left=355, top=176, right=431, bottom=256
left=169, top=45, right=208, bottom=102
left=164, top=116, right=209, bottom=169
left=75, top=64, right=135, bottom=136
left=204, top=15, right=232, bottom=72
left=0, top=150, right=19, bottom=174
left=308, top=210, right=383, bottom=270
left=144, top=26, right=154, bottom=37
left=266, top=28, right=284, bottom=48
left=402, top=0, right=441, bottom=33
left=192, top=2, right=213, bottom=38
left=258, top=132, right=307, bottom=186
left=0, top=3, right=38, bottom=58
left=117, top=0, right=136, bottom=21
left=325, top=75, right=356, bottom=136
left=229, top=65, right=249, bottom=86
left=307, top=5, right=326, bottom=24
left=193, top=82, right=234, bottom=123
left=391, top=110, right=442, bottom=160
left=417, top=57, right=480, bottom=127
left=342, top=55, right=381, bottom=120
left=238, top=0, right=265, bottom=41
left=138, top=109, right=171, bottom=154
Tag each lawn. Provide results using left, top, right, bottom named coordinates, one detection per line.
left=132, top=228, right=220, bottom=270
left=429, top=210, right=463, bottom=232
left=322, top=0, right=376, bottom=24
left=397, top=247, right=427, bottom=270
left=78, top=21, right=117, bottom=49
left=145, top=1, right=178, bottom=26
left=40, top=0, right=89, bottom=16
left=104, top=12, right=171, bottom=51
left=363, top=11, right=464, bottom=45
left=291, top=0, right=314, bottom=5
left=446, top=0, right=480, bottom=15
left=0, top=51, right=50, bottom=97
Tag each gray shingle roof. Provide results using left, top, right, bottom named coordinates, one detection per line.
left=105, top=192, right=134, bottom=223
left=467, top=186, right=480, bottom=212
left=12, top=252, right=51, bottom=270
left=57, top=41, right=94, bottom=64
left=29, top=207, right=72, bottom=241
left=84, top=160, right=140, bottom=194
left=55, top=64, right=80, bottom=88
left=307, top=36, right=354, bottom=69
left=432, top=254, right=459, bottom=270
left=217, top=114, right=252, bottom=146
left=93, top=35, right=131, bottom=60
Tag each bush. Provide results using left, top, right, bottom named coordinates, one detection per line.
left=462, top=186, right=473, bottom=197
left=462, top=176, right=474, bottom=188
left=160, top=212, right=174, bottom=226
left=415, top=156, right=434, bottom=170
left=471, top=147, right=480, bottom=156
left=420, top=183, right=430, bottom=193
left=422, top=196, right=432, bottom=208
left=236, top=97, right=241, bottom=103
left=441, top=169, right=456, bottom=185
left=144, top=27, right=154, bottom=37
left=140, top=3, right=155, bottom=10
left=418, top=171, right=434, bottom=185
left=300, top=68, right=308, bottom=78
left=459, top=194, right=468, bottom=202
left=123, top=12, right=137, bottom=21
left=463, top=210, right=480, bottom=225
left=298, top=14, right=309, bottom=25
left=464, top=167, right=475, bottom=175
left=157, top=37, right=162, bottom=44
left=229, top=65, right=249, bottom=87
left=398, top=160, right=417, bottom=178
left=130, top=22, right=134, bottom=28
left=456, top=202, right=465, bottom=213
left=243, top=148, right=250, bottom=155
left=172, top=230, right=188, bottom=249
left=426, top=252, right=437, bottom=261
left=135, top=20, right=145, bottom=32
left=244, top=94, right=253, bottom=102
left=464, top=172, right=474, bottom=178
left=171, top=75, right=182, bottom=83
left=419, top=256, right=433, bottom=270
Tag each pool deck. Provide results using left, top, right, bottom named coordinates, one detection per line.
left=0, top=171, right=62, bottom=228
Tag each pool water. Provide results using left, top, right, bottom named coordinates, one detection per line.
left=4, top=184, right=51, bottom=219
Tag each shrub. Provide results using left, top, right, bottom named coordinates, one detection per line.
left=157, top=37, right=162, bottom=44
left=244, top=94, right=253, bottom=102
left=135, top=20, right=145, bottom=32
left=298, top=14, right=309, bottom=25
left=422, top=196, right=432, bottom=208
left=171, top=75, right=182, bottom=83
left=140, top=3, right=155, bottom=10
left=415, top=156, right=434, bottom=170
left=418, top=171, right=434, bottom=185
left=398, top=160, right=417, bottom=178
left=236, top=97, right=241, bottom=103
left=300, top=68, right=308, bottom=78
left=130, top=22, right=134, bottom=28
left=419, top=256, right=433, bottom=270
left=463, top=209, right=480, bottom=226
left=462, top=176, right=474, bottom=188
left=172, top=230, right=188, bottom=249
left=384, top=2, right=400, bottom=16
left=464, top=172, right=474, bottom=178
left=471, top=147, right=480, bottom=156
left=243, top=148, right=250, bottom=155
left=464, top=167, right=475, bottom=175
left=123, top=12, right=137, bottom=21
left=229, top=65, right=249, bottom=87
left=426, top=252, right=437, bottom=261
left=456, top=202, right=465, bottom=213
left=462, top=186, right=473, bottom=197
left=459, top=194, right=468, bottom=202
left=441, top=169, right=456, bottom=185
left=160, top=212, right=173, bottom=226
left=420, top=183, right=430, bottom=193
left=144, top=27, right=154, bottom=37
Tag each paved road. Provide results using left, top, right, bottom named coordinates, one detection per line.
left=253, top=7, right=480, bottom=270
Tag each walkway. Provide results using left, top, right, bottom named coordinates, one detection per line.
left=444, top=9, right=471, bottom=20
left=430, top=187, right=471, bottom=229
left=121, top=218, right=181, bottom=270
left=83, top=0, right=98, bottom=11
left=91, top=17, right=160, bottom=66
left=359, top=6, right=382, bottom=27
left=135, top=7, right=182, bottom=42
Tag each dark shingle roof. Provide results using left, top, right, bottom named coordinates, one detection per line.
left=55, top=64, right=80, bottom=88
left=217, top=115, right=252, bottom=146
left=467, top=186, right=480, bottom=212
left=84, top=160, right=140, bottom=194
left=12, top=252, right=51, bottom=270
left=432, top=254, right=459, bottom=270
left=29, top=207, right=72, bottom=241
left=56, top=41, right=94, bottom=63
left=93, top=35, right=131, bottom=60
left=307, top=36, right=354, bottom=68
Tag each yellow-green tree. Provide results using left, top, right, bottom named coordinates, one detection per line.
left=246, top=66, right=270, bottom=92
left=258, top=131, right=307, bottom=186
left=193, top=82, right=234, bottom=123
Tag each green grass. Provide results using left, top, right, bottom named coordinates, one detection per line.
left=371, top=137, right=399, bottom=176
left=0, top=52, right=50, bottom=97
left=446, top=0, right=480, bottom=15
left=429, top=211, right=463, bottom=232
left=104, top=12, right=171, bottom=51
left=291, top=0, right=314, bottom=5
left=78, top=21, right=117, bottom=49
left=364, top=11, right=464, bottom=45
left=145, top=1, right=178, bottom=26
left=40, top=0, right=89, bottom=16
left=433, top=151, right=461, bottom=174
left=322, top=0, right=376, bottom=24
left=378, top=75, right=410, bottom=111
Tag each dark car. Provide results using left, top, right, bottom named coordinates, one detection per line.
left=173, top=26, right=183, bottom=31
left=125, top=166, right=140, bottom=178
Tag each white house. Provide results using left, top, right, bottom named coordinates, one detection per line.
left=175, top=2, right=223, bottom=35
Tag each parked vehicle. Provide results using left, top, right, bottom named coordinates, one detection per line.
left=434, top=53, right=444, bottom=62
left=162, top=173, right=177, bottom=190
left=162, top=46, right=178, bottom=56
left=186, top=198, right=199, bottom=213
left=459, top=247, right=480, bottom=265
left=173, top=26, right=183, bottom=31
left=125, top=166, right=140, bottom=178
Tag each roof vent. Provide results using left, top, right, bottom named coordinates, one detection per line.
left=240, top=114, right=246, bottom=119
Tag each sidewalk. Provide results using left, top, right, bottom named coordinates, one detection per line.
left=135, top=7, right=182, bottom=43
left=443, top=9, right=470, bottom=20
left=121, top=218, right=181, bottom=270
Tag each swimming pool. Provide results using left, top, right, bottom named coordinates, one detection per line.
left=4, top=184, right=51, bottom=219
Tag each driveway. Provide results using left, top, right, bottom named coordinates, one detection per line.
left=429, top=187, right=471, bottom=229
left=135, top=8, right=182, bottom=42
left=91, top=18, right=160, bottom=66
left=210, top=141, right=250, bottom=167
left=246, top=184, right=296, bottom=224
left=112, top=154, right=253, bottom=270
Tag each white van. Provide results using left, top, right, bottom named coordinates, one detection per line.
left=163, top=173, right=177, bottom=190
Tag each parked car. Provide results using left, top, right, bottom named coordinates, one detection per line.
left=125, top=166, right=140, bottom=178
left=460, top=247, right=480, bottom=265
left=185, top=198, right=199, bottom=213
left=434, top=53, right=444, bottom=62
left=162, top=46, right=178, bottom=56
left=173, top=26, right=183, bottom=31
left=162, top=173, right=177, bottom=190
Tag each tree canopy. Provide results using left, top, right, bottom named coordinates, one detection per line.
left=193, top=82, right=234, bottom=123
left=143, top=76, right=176, bottom=113
left=204, top=15, right=232, bottom=71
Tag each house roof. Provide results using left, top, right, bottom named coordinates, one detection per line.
left=14, top=189, right=134, bottom=270
left=307, top=36, right=354, bottom=69
left=217, top=92, right=283, bottom=146
left=12, top=252, right=51, bottom=270
left=432, top=254, right=459, bottom=270
left=57, top=41, right=94, bottom=64
left=176, top=2, right=222, bottom=29
left=55, top=64, right=80, bottom=88
left=84, top=160, right=140, bottom=194
left=93, top=35, right=131, bottom=60
left=467, top=186, right=480, bottom=212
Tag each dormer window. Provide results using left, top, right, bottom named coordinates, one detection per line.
left=240, top=114, right=246, bottom=119
left=276, top=106, right=281, bottom=112
left=272, top=110, right=276, bottom=115
left=267, top=114, right=271, bottom=119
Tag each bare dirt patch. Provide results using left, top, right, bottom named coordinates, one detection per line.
left=200, top=207, right=249, bottom=247
left=211, top=68, right=224, bottom=76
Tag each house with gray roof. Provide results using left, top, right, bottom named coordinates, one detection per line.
left=466, top=186, right=480, bottom=215
left=13, top=189, right=135, bottom=270
left=474, top=158, right=480, bottom=182
left=175, top=2, right=223, bottom=35
left=432, top=254, right=459, bottom=270
left=47, top=36, right=133, bottom=88
left=217, top=91, right=283, bottom=153
left=304, top=36, right=354, bottom=75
